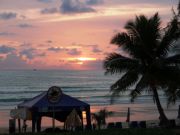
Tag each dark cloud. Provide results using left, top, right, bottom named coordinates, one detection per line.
left=41, top=7, right=58, bottom=14
left=84, top=44, right=102, bottom=53
left=20, top=48, right=46, bottom=59
left=60, top=0, right=95, bottom=14
left=20, top=48, right=35, bottom=59
left=38, top=52, right=46, bottom=57
left=0, top=32, right=15, bottom=36
left=46, top=40, right=53, bottom=43
left=48, top=47, right=81, bottom=55
left=67, top=48, right=81, bottom=55
left=20, top=15, right=26, bottom=19
left=0, top=45, right=16, bottom=54
left=47, top=47, right=67, bottom=52
left=0, top=12, right=17, bottom=20
left=37, top=0, right=53, bottom=3
left=17, top=23, right=33, bottom=28
left=92, top=46, right=102, bottom=53
left=0, top=53, right=29, bottom=70
left=86, top=0, right=104, bottom=5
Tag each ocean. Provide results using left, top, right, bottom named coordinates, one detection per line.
left=0, top=70, right=118, bottom=109
left=0, top=70, right=179, bottom=125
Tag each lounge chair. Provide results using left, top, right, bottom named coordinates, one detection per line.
left=107, top=122, right=115, bottom=129
left=122, top=122, right=129, bottom=128
left=115, top=122, right=122, bottom=129
left=139, top=121, right=146, bottom=128
left=130, top=121, right=138, bottom=128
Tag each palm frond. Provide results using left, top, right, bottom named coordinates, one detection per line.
left=110, top=31, right=147, bottom=60
left=110, top=32, right=138, bottom=58
left=126, top=13, right=161, bottom=49
left=111, top=32, right=131, bottom=47
left=104, top=53, right=139, bottom=75
left=148, top=13, right=161, bottom=45
left=157, top=16, right=180, bottom=57
left=164, top=54, right=180, bottom=65
left=151, top=65, right=180, bottom=87
left=110, top=69, right=140, bottom=104
left=111, top=69, right=139, bottom=94
left=165, top=84, right=180, bottom=107
left=130, top=74, right=149, bottom=102
left=125, top=20, right=140, bottom=40
left=124, top=13, right=161, bottom=61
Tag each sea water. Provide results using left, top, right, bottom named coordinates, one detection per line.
left=0, top=70, right=117, bottom=109
left=0, top=70, right=179, bottom=122
left=0, top=70, right=165, bottom=108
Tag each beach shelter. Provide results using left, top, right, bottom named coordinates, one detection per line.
left=16, top=88, right=91, bottom=132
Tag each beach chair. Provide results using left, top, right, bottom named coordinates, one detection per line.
left=146, top=120, right=159, bottom=128
left=139, top=121, right=146, bottom=128
left=115, top=122, right=122, bottom=129
left=107, top=122, right=115, bottom=129
left=130, top=121, right=138, bottom=128
left=122, top=122, right=129, bottom=128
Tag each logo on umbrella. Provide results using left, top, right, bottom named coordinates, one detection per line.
left=47, top=86, right=62, bottom=104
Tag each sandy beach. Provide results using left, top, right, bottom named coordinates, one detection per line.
left=0, top=102, right=179, bottom=133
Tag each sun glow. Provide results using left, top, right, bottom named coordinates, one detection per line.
left=77, top=62, right=83, bottom=65
left=68, top=57, right=96, bottom=61
left=67, top=57, right=96, bottom=65
left=77, top=57, right=96, bottom=61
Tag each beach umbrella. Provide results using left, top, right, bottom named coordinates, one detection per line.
left=65, top=109, right=82, bottom=130
left=126, top=107, right=130, bottom=122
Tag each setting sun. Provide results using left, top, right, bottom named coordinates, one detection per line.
left=77, top=57, right=96, bottom=61
left=68, top=57, right=96, bottom=62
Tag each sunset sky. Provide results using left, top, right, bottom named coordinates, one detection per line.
left=0, top=0, right=178, bottom=70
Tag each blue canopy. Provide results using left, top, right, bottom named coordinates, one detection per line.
left=17, top=90, right=92, bottom=132
left=18, top=91, right=89, bottom=111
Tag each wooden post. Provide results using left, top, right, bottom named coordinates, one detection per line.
left=18, top=119, right=21, bottom=133
left=32, top=113, right=36, bottom=133
left=37, top=116, right=41, bottom=132
left=86, top=106, right=92, bottom=130
left=81, top=111, right=84, bottom=130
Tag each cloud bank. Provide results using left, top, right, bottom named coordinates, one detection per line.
left=0, top=45, right=16, bottom=54
left=0, top=12, right=17, bottom=20
left=60, top=0, right=95, bottom=14
left=41, top=7, right=58, bottom=14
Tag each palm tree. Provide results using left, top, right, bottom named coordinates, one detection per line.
left=104, top=6, right=180, bottom=127
left=91, top=108, right=112, bottom=130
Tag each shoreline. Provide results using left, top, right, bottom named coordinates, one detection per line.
left=0, top=103, right=179, bottom=129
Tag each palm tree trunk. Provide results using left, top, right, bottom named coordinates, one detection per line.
left=151, top=86, right=169, bottom=126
